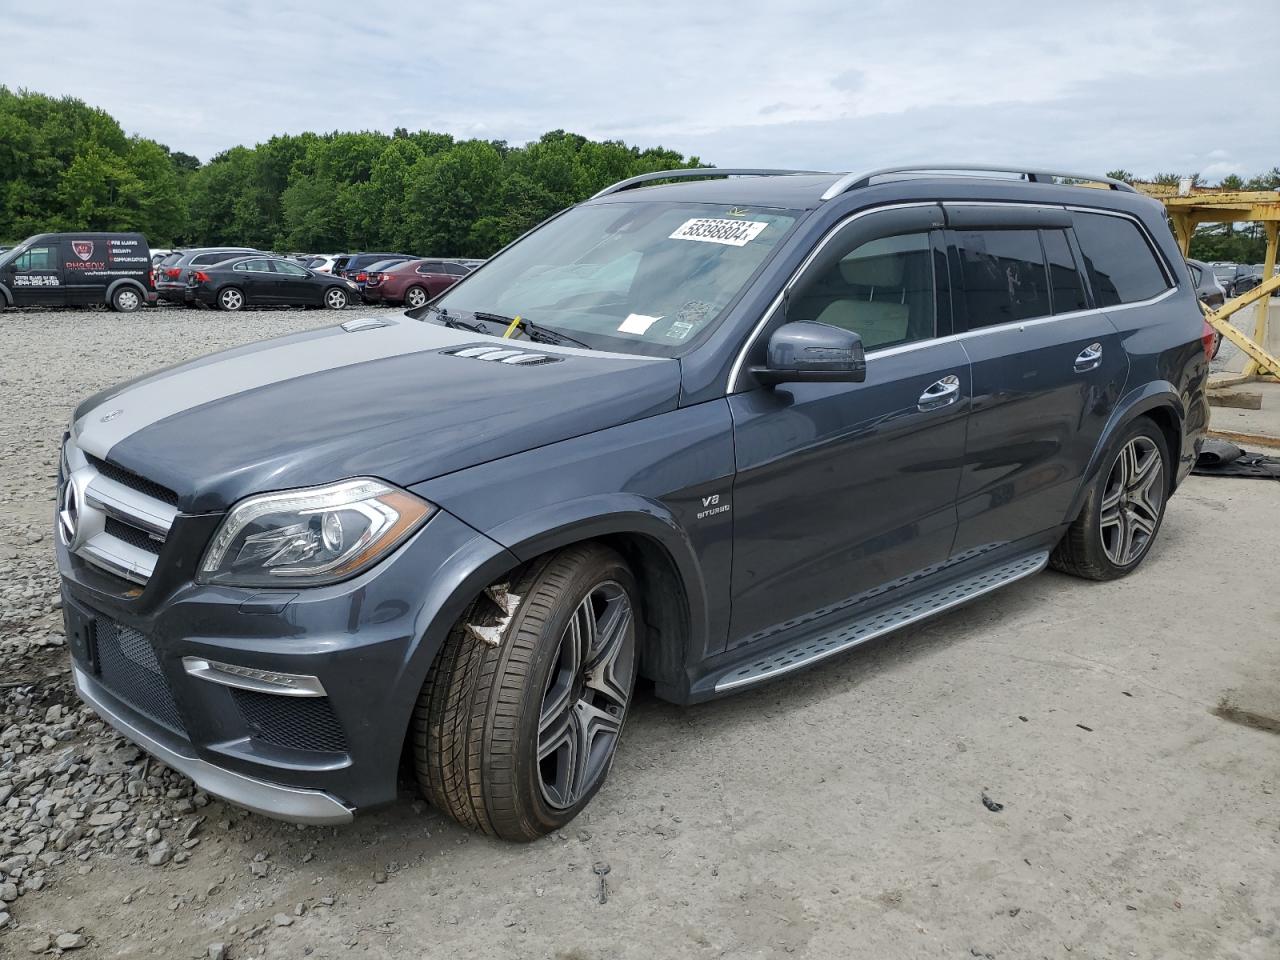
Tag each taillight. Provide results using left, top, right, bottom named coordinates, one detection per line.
left=355, top=272, right=368, bottom=282
left=165, top=267, right=182, bottom=279
left=1201, top=320, right=1216, bottom=360
left=193, top=270, right=210, bottom=283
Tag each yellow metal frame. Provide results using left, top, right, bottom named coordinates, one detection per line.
left=1147, top=186, right=1280, bottom=380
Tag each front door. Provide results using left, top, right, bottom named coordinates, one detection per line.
left=727, top=206, right=971, bottom=650
left=945, top=208, right=1129, bottom=555
left=5, top=242, right=65, bottom=306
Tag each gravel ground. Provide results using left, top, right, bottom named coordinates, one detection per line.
left=1, top=305, right=1278, bottom=959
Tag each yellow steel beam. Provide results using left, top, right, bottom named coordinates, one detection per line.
left=1206, top=272, right=1280, bottom=378
left=1242, top=222, right=1279, bottom=377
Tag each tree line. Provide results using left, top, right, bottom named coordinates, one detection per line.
left=1, top=86, right=1275, bottom=263
left=0, top=87, right=701, bottom=256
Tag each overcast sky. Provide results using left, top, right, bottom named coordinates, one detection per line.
left=2, top=0, right=1277, bottom=180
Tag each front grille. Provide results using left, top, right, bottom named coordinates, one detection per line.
left=232, top=689, right=348, bottom=753
left=104, top=517, right=162, bottom=555
left=87, top=454, right=179, bottom=507
left=95, top=620, right=186, bottom=735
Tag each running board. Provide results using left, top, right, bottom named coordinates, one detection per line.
left=714, top=550, right=1050, bottom=693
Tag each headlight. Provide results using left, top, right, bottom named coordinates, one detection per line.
left=198, top=478, right=434, bottom=587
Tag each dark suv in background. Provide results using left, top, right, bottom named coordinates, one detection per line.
left=57, top=165, right=1207, bottom=842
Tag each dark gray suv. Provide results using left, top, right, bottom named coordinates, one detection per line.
left=56, top=165, right=1209, bottom=840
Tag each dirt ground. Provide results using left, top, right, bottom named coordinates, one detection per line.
left=1, top=306, right=1277, bottom=959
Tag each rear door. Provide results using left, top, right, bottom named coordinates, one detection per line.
left=946, top=204, right=1129, bottom=555
left=728, top=204, right=971, bottom=650
left=6, top=241, right=65, bottom=306
left=234, top=258, right=277, bottom=303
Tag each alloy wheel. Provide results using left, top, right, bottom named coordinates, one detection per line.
left=326, top=288, right=347, bottom=309
left=1099, top=436, right=1165, bottom=566
left=220, top=289, right=243, bottom=311
left=406, top=287, right=427, bottom=308
left=536, top=581, right=635, bottom=810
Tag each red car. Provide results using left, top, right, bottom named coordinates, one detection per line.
left=363, top=258, right=476, bottom=307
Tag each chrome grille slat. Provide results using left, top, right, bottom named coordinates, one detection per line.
left=61, top=442, right=175, bottom=587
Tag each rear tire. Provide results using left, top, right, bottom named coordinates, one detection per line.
left=111, top=287, right=142, bottom=313
left=413, top=544, right=639, bottom=841
left=1051, top=418, right=1170, bottom=581
left=405, top=285, right=428, bottom=309
left=217, top=287, right=245, bottom=312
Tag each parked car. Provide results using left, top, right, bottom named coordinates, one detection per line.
left=155, top=247, right=258, bottom=305
left=333, top=251, right=415, bottom=280
left=150, top=249, right=173, bottom=266
left=1230, top=263, right=1280, bottom=297
left=363, top=258, right=474, bottom=307
left=57, top=165, right=1207, bottom=840
left=351, top=256, right=415, bottom=298
left=304, top=254, right=340, bottom=274
left=186, top=254, right=359, bottom=310
left=0, top=232, right=155, bottom=311
left=1186, top=258, right=1226, bottom=358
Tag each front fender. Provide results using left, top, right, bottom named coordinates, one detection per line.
left=483, top=492, right=711, bottom=657
left=1066, top=380, right=1184, bottom=522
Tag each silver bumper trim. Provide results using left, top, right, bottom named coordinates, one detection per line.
left=73, top=665, right=354, bottom=825
left=182, top=656, right=328, bottom=697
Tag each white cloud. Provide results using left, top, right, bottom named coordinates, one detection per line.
left=1, top=0, right=1277, bottom=178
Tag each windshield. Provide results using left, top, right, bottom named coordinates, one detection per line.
left=431, top=200, right=801, bottom=356
left=0, top=236, right=35, bottom=269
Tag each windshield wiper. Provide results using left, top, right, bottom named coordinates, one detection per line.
left=471, top=312, right=593, bottom=350
left=422, top=304, right=489, bottom=335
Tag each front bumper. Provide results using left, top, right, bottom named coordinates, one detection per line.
left=58, top=506, right=519, bottom=820
left=74, top=664, right=353, bottom=823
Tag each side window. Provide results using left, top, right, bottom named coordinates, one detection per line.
left=275, top=261, right=308, bottom=277
left=417, top=261, right=442, bottom=275
left=954, top=229, right=1049, bottom=327
left=1072, top=212, right=1170, bottom=307
left=1042, top=229, right=1088, bottom=314
left=14, top=246, right=55, bottom=271
left=233, top=261, right=252, bottom=272
left=789, top=232, right=936, bottom=349
left=444, top=263, right=467, bottom=276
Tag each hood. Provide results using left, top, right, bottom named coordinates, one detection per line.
left=72, top=317, right=680, bottom=513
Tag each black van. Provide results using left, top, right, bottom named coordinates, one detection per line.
left=0, top=232, right=155, bottom=311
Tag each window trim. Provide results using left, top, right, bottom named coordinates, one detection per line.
left=727, top=200, right=1181, bottom=392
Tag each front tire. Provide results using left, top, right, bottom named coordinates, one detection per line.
left=217, top=287, right=245, bottom=312
left=1051, top=418, right=1170, bottom=580
left=413, top=544, right=639, bottom=841
left=111, top=286, right=142, bottom=313
left=324, top=287, right=349, bottom=309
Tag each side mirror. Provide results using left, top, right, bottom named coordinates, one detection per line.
left=751, top=320, right=866, bottom=386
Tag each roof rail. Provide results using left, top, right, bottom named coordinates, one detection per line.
left=819, top=164, right=1137, bottom=201
left=589, top=168, right=829, bottom=201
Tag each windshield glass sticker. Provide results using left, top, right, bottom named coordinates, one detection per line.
left=669, top=218, right=768, bottom=247
left=664, top=320, right=695, bottom=340
left=617, top=313, right=662, bottom=335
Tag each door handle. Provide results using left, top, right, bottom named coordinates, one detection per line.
left=1074, top=342, right=1103, bottom=372
left=917, top=374, right=960, bottom=411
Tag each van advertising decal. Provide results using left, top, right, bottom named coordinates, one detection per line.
left=65, top=237, right=148, bottom=277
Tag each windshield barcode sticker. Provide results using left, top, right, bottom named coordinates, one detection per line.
left=669, top=218, right=768, bottom=246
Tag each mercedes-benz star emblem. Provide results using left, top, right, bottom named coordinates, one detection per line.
left=100, top=409, right=123, bottom=423
left=58, top=479, right=81, bottom=546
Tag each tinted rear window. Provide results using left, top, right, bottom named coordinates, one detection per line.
left=1042, top=229, right=1088, bottom=314
left=954, top=229, right=1049, bottom=328
left=1072, top=212, right=1169, bottom=306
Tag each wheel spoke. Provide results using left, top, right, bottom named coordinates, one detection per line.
left=1128, top=508, right=1156, bottom=537
left=583, top=599, right=631, bottom=710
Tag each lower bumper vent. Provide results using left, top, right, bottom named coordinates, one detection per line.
left=95, top=620, right=186, bottom=735
left=232, top=689, right=348, bottom=753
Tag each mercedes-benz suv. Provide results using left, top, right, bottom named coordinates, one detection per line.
left=56, top=165, right=1208, bottom=840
